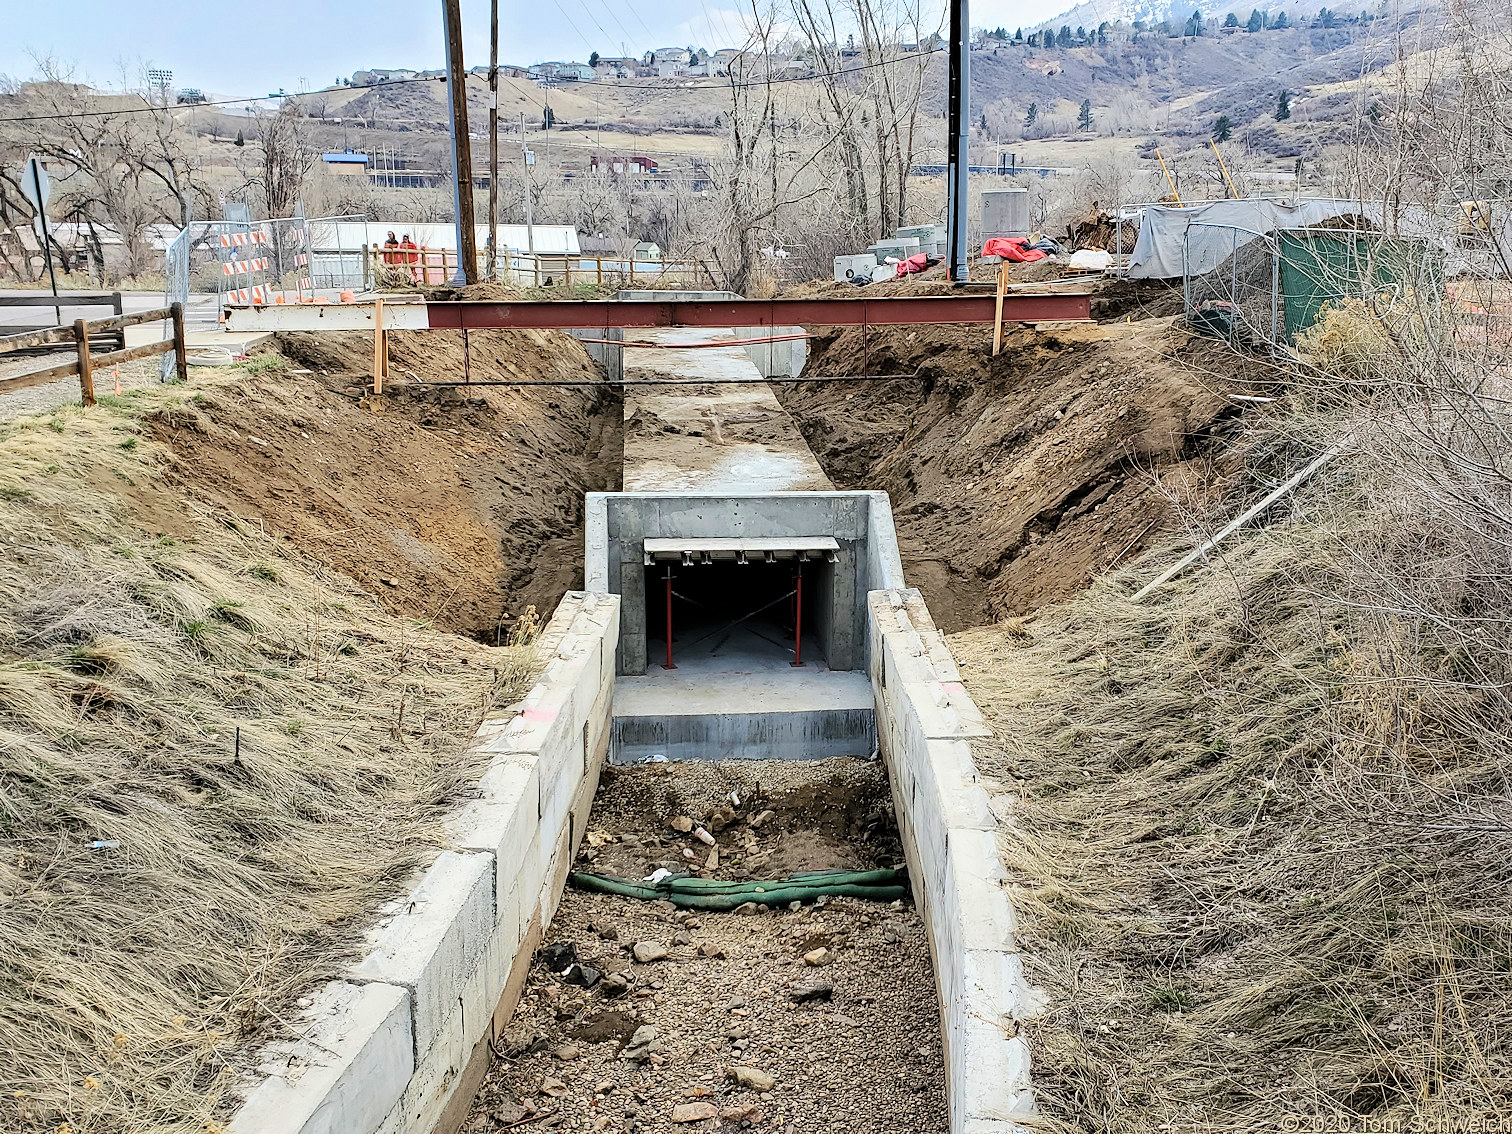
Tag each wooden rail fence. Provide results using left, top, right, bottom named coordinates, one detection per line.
left=0, top=304, right=188, bottom=406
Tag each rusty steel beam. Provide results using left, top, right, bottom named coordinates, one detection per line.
left=425, top=294, right=1089, bottom=330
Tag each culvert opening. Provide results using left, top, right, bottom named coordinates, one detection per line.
left=644, top=542, right=839, bottom=672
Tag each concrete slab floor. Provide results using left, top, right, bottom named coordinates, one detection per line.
left=622, top=328, right=832, bottom=494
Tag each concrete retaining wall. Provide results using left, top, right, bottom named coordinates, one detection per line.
left=868, top=587, right=1038, bottom=1133
left=230, top=591, right=620, bottom=1134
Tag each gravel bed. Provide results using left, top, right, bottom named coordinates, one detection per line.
left=464, top=758, right=947, bottom=1133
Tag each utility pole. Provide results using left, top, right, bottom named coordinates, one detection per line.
left=487, top=0, right=499, bottom=279
left=945, top=0, right=971, bottom=282
left=520, top=111, right=535, bottom=255
left=442, top=0, right=478, bottom=284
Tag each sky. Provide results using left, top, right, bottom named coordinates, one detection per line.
left=1, top=0, right=1074, bottom=97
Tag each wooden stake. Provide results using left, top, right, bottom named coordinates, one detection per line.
left=373, top=298, right=385, bottom=394
left=170, top=301, right=189, bottom=382
left=992, top=262, right=1009, bottom=356
left=73, top=318, right=95, bottom=406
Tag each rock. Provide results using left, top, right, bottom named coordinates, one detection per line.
left=554, top=1044, right=581, bottom=1061
left=596, top=924, right=621, bottom=942
left=669, top=815, right=694, bottom=832
left=562, top=963, right=601, bottom=987
left=749, top=809, right=775, bottom=829
left=790, top=981, right=834, bottom=1003
left=882, top=921, right=907, bottom=943
left=671, top=1102, right=719, bottom=1123
left=673, top=932, right=692, bottom=946
left=705, top=846, right=720, bottom=870
left=633, top=941, right=669, bottom=963
left=706, top=804, right=737, bottom=831
left=734, top=901, right=760, bottom=916
left=729, top=1065, right=778, bottom=1092
left=698, top=942, right=726, bottom=959
left=803, top=948, right=829, bottom=966
left=601, top=973, right=630, bottom=997
left=620, top=1024, right=661, bottom=1062
left=722, top=1104, right=763, bottom=1123
left=540, top=1077, right=567, bottom=1097
left=538, top=942, right=578, bottom=971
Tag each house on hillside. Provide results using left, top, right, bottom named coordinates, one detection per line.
left=710, top=47, right=743, bottom=74
left=595, top=57, right=639, bottom=78
left=529, top=61, right=595, bottom=82
left=350, top=68, right=417, bottom=86
left=646, top=47, right=693, bottom=65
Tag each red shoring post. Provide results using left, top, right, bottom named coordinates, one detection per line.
left=791, top=563, right=804, bottom=667
left=663, top=565, right=677, bottom=670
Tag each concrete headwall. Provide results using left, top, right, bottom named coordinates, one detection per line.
left=868, top=588, right=1038, bottom=1132
left=586, top=491, right=904, bottom=676
left=230, top=592, right=620, bottom=1134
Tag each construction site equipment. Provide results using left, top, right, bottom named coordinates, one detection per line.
left=834, top=254, right=878, bottom=283
left=0, top=304, right=188, bottom=405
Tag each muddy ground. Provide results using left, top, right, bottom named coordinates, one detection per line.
left=146, top=328, right=622, bottom=640
left=466, top=759, right=945, bottom=1134
left=776, top=317, right=1278, bottom=631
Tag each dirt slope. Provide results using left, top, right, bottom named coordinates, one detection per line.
left=148, top=328, right=621, bottom=640
left=777, top=316, right=1273, bottom=631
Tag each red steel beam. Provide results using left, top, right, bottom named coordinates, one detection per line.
left=424, top=294, right=1089, bottom=330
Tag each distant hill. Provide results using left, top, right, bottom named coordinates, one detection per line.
left=1031, top=0, right=1400, bottom=37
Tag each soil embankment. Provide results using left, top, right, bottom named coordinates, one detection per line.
left=777, top=317, right=1273, bottom=630
left=148, top=328, right=622, bottom=639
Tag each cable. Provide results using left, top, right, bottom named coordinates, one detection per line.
left=0, top=75, right=449, bottom=125
left=413, top=372, right=930, bottom=387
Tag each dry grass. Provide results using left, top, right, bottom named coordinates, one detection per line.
left=0, top=380, right=541, bottom=1133
left=952, top=308, right=1512, bottom=1126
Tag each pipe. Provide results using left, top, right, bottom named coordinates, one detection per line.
left=791, top=564, right=803, bottom=667
left=569, top=867, right=909, bottom=910
left=663, top=566, right=676, bottom=670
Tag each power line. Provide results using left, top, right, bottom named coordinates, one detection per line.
left=0, top=75, right=448, bottom=124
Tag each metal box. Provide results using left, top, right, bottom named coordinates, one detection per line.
left=833, top=253, right=879, bottom=283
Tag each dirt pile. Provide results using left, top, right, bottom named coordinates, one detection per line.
left=777, top=316, right=1275, bottom=630
left=148, top=328, right=621, bottom=639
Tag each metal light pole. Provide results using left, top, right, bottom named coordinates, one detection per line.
left=487, top=0, right=499, bottom=279
left=441, top=0, right=478, bottom=285
left=945, top=0, right=971, bottom=282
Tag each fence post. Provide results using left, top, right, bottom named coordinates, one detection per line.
left=597, top=257, right=603, bottom=286
left=171, top=302, right=189, bottom=382
left=73, top=318, right=95, bottom=406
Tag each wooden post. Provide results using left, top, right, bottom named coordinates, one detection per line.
left=596, top=257, right=603, bottom=286
left=73, top=318, right=95, bottom=406
left=992, top=263, right=1009, bottom=356
left=373, top=298, right=385, bottom=394
left=171, top=302, right=188, bottom=381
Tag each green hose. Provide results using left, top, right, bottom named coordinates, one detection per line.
left=568, top=865, right=909, bottom=910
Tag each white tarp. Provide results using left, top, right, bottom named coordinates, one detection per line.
left=1127, top=198, right=1374, bottom=279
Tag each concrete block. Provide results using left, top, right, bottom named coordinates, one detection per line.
left=447, top=754, right=540, bottom=920
left=231, top=981, right=413, bottom=1134
left=351, top=851, right=495, bottom=1062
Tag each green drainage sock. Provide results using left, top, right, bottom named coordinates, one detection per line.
left=568, top=866, right=909, bottom=910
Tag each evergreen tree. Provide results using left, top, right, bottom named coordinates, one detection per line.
left=1057, top=25, right=1073, bottom=45
left=1097, top=20, right=1110, bottom=44
left=1224, top=12, right=1240, bottom=27
left=1273, top=9, right=1289, bottom=26
left=1320, top=7, right=1337, bottom=27
left=1212, top=115, right=1233, bottom=141
left=1275, top=89, right=1291, bottom=120
left=1014, top=27, right=1023, bottom=40
left=543, top=105, right=556, bottom=128
left=1078, top=98, right=1093, bottom=129
left=589, top=50, right=600, bottom=68
left=1024, top=101, right=1038, bottom=128
left=1185, top=10, right=1205, bottom=36
left=234, top=130, right=245, bottom=147
left=979, top=111, right=988, bottom=131
left=1246, top=8, right=1264, bottom=31
left=1076, top=25, right=1086, bottom=39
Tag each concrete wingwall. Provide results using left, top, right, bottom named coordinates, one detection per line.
left=230, top=591, right=620, bottom=1134
left=868, top=587, right=1039, bottom=1132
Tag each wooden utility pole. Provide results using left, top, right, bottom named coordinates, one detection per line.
left=487, top=0, right=499, bottom=279
left=442, top=0, right=478, bottom=285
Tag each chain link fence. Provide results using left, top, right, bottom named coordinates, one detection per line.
left=1184, top=221, right=1446, bottom=353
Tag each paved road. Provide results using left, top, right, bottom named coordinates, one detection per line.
left=0, top=290, right=221, bottom=342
